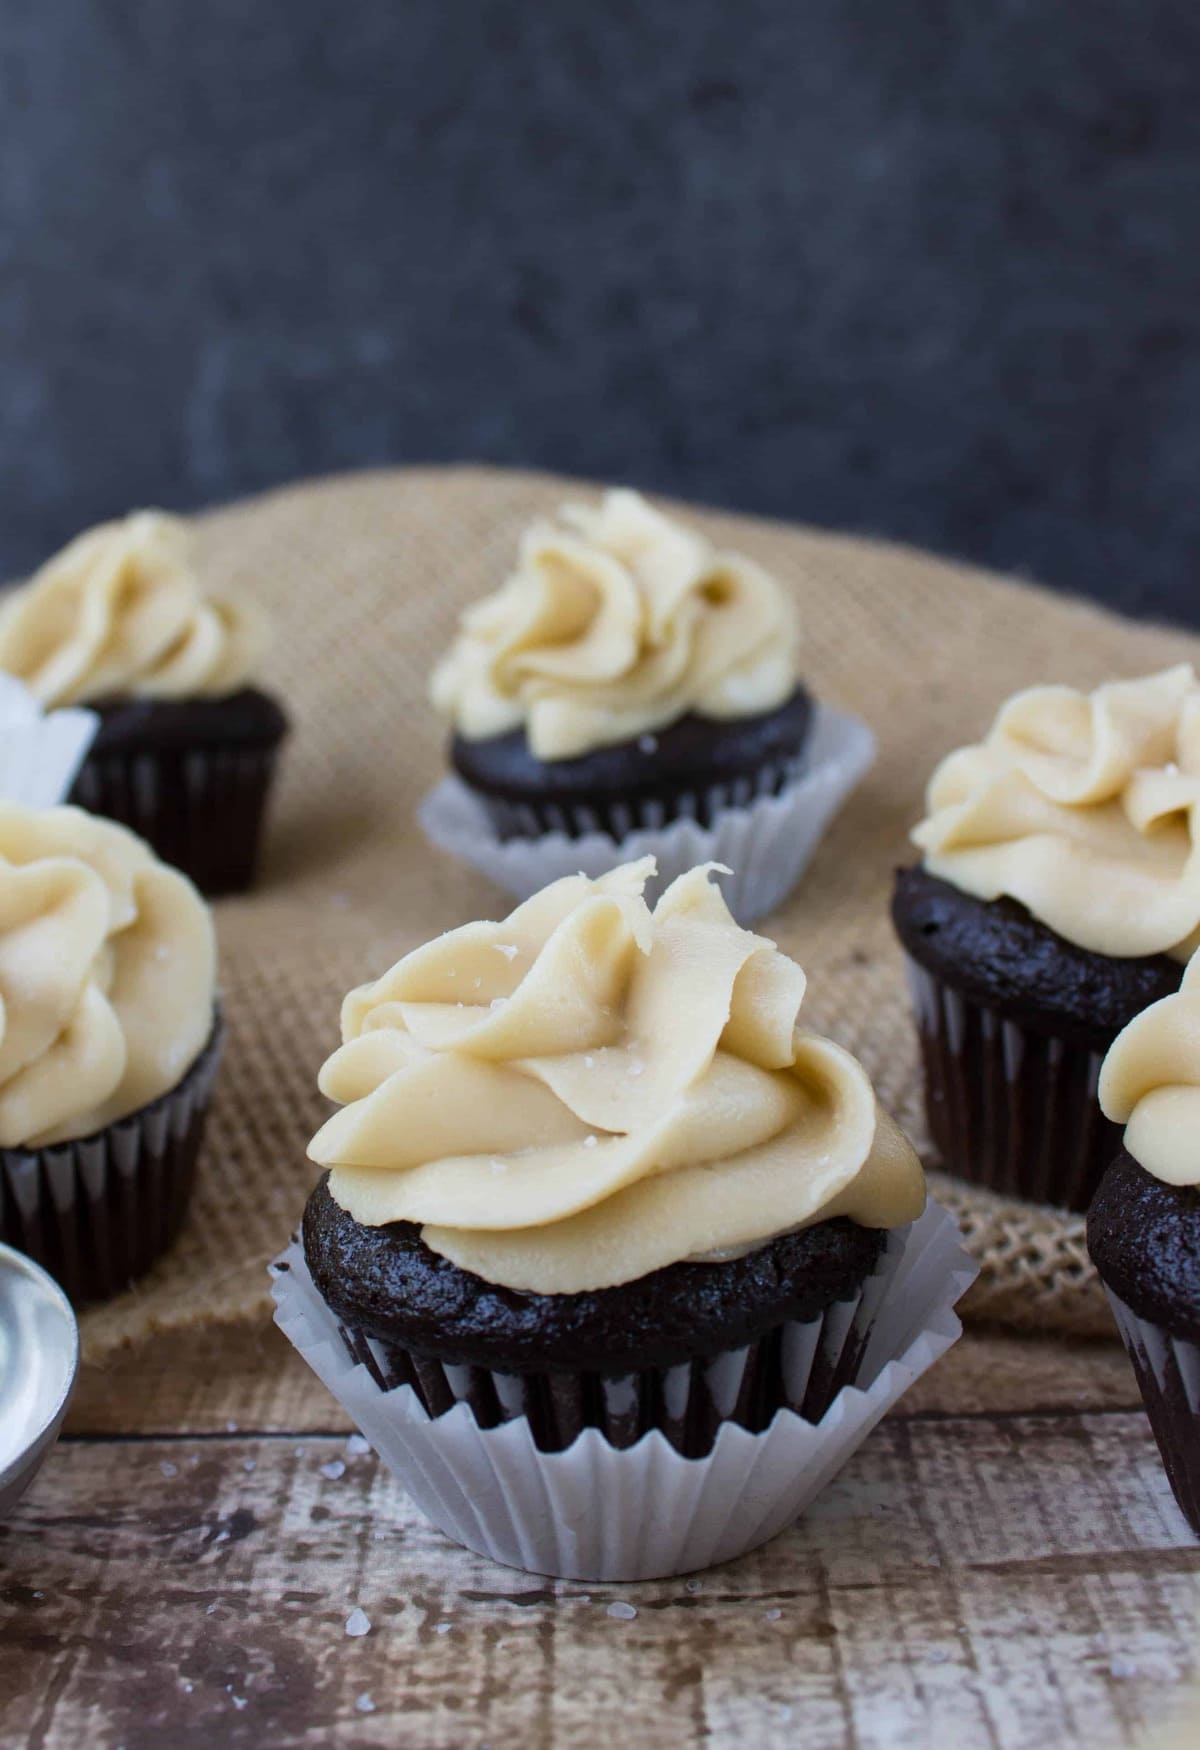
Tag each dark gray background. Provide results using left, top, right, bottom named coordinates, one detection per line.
left=3, top=1, right=1198, bottom=624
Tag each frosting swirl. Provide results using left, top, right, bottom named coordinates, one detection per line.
left=0, top=805, right=216, bottom=1147
left=913, top=665, right=1200, bottom=961
left=309, top=858, right=924, bottom=1294
left=0, top=511, right=265, bottom=707
left=1099, top=951, right=1200, bottom=1186
left=431, top=489, right=800, bottom=761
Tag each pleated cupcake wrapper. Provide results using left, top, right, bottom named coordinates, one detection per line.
left=471, top=750, right=810, bottom=843
left=1104, top=1289, right=1200, bottom=1538
left=0, top=1019, right=223, bottom=1307
left=419, top=704, right=876, bottom=926
left=333, top=1228, right=905, bottom=1459
left=70, top=742, right=283, bottom=897
left=904, top=956, right=1119, bottom=1213
left=271, top=1198, right=976, bottom=1581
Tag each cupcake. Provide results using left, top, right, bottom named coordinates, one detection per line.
left=0, top=511, right=289, bottom=894
left=422, top=491, right=875, bottom=924
left=273, top=859, right=974, bottom=1580
left=893, top=665, right=1200, bottom=1210
left=1088, top=963, right=1200, bottom=1535
left=0, top=804, right=221, bottom=1303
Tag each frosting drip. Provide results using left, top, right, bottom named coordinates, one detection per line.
left=0, top=805, right=216, bottom=1147
left=0, top=511, right=265, bottom=707
left=431, top=489, right=800, bottom=761
left=310, top=858, right=924, bottom=1294
left=1100, top=951, right=1200, bottom=1187
left=913, top=665, right=1200, bottom=961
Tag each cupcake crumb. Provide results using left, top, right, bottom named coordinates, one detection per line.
left=606, top=1602, right=638, bottom=1621
left=346, top=1434, right=371, bottom=1456
left=320, top=1460, right=346, bottom=1481
left=345, top=1608, right=371, bottom=1638
left=355, top=1694, right=376, bottom=1714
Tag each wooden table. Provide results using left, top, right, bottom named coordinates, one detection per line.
left=1, top=1321, right=1197, bottom=1749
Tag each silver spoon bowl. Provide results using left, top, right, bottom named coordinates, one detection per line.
left=0, top=1242, right=79, bottom=1516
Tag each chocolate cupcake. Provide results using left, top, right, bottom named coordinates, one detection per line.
left=894, top=666, right=1200, bottom=1210
left=303, top=1179, right=891, bottom=1456
left=0, top=511, right=289, bottom=894
left=1088, top=963, right=1200, bottom=1535
left=0, top=804, right=220, bottom=1304
left=271, top=858, right=950, bottom=1583
left=432, top=490, right=809, bottom=840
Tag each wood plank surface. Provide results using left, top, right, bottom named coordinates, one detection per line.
left=2, top=1349, right=1198, bottom=1749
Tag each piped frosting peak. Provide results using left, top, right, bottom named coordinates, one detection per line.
left=309, top=857, right=924, bottom=1293
left=914, top=665, right=1200, bottom=961
left=431, top=490, right=800, bottom=761
left=0, top=510, right=265, bottom=707
left=1100, top=950, right=1200, bottom=1187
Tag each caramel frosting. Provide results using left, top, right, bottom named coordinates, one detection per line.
left=913, top=665, right=1200, bottom=961
left=1099, top=951, right=1200, bottom=1187
left=0, top=511, right=265, bottom=707
left=0, top=805, right=216, bottom=1148
left=431, top=489, right=800, bottom=761
left=310, top=858, right=924, bottom=1295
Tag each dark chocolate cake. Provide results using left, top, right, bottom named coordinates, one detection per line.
left=892, top=864, right=1183, bottom=1210
left=452, top=683, right=813, bottom=839
left=302, top=1174, right=888, bottom=1454
left=1088, top=1152, right=1200, bottom=1343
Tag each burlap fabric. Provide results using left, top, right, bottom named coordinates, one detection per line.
left=77, top=466, right=1200, bottom=1357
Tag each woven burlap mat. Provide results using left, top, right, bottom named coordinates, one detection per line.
left=76, top=465, right=1200, bottom=1357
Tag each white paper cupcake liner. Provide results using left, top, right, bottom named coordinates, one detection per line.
left=1104, top=1289, right=1200, bottom=1536
left=328, top=1222, right=905, bottom=1456
left=0, top=674, right=98, bottom=810
left=418, top=703, right=876, bottom=925
left=271, top=1198, right=976, bottom=1580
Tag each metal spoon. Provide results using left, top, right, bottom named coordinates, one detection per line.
left=0, top=1242, right=79, bottom=1516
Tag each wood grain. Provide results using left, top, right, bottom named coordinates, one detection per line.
left=2, top=1405, right=1196, bottom=1749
